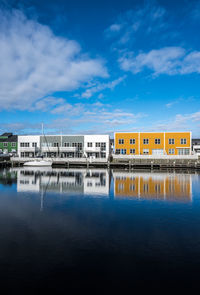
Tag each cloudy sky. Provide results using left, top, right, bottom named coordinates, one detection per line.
left=0, top=0, right=200, bottom=137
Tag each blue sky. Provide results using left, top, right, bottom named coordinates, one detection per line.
left=0, top=0, right=200, bottom=137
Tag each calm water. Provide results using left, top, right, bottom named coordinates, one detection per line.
left=1, top=167, right=200, bottom=292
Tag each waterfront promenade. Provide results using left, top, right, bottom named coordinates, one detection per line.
left=7, top=154, right=200, bottom=170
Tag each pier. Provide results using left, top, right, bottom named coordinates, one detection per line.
left=6, top=154, right=200, bottom=170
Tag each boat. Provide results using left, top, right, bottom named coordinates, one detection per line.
left=23, top=160, right=52, bottom=167
left=23, top=124, right=53, bottom=167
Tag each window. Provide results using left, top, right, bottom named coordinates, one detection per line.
left=101, top=142, right=106, bottom=150
left=130, top=139, right=135, bottom=144
left=87, top=142, right=92, bottom=147
left=178, top=148, right=190, bottom=155
left=143, top=139, right=149, bottom=144
left=143, top=184, right=149, bottom=193
left=3, top=142, right=8, bottom=147
left=116, top=149, right=120, bottom=154
left=130, top=184, right=135, bottom=191
left=181, top=138, right=187, bottom=145
left=169, top=149, right=175, bottom=154
left=155, top=184, right=161, bottom=193
left=64, top=142, right=70, bottom=147
left=96, top=142, right=101, bottom=147
left=21, top=152, right=25, bottom=157
left=155, top=138, right=161, bottom=144
left=169, top=138, right=175, bottom=145
left=143, top=149, right=149, bottom=154
left=119, top=139, right=124, bottom=144
left=20, top=142, right=29, bottom=147
left=11, top=142, right=16, bottom=147
left=121, top=149, right=126, bottom=155
left=32, top=142, right=37, bottom=147
left=118, top=184, right=124, bottom=191
left=53, top=142, right=59, bottom=147
left=72, top=143, right=79, bottom=147
left=130, top=149, right=135, bottom=154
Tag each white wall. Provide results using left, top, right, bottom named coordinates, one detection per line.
left=84, top=135, right=110, bottom=159
left=18, top=135, right=41, bottom=157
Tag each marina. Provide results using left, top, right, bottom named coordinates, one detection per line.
left=1, top=166, right=200, bottom=291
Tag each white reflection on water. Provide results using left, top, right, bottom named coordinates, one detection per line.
left=12, top=167, right=110, bottom=197
left=3, top=167, right=197, bottom=203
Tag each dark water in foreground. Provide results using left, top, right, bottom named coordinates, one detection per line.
left=1, top=167, right=200, bottom=292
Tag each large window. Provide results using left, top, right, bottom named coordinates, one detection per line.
left=11, top=142, right=16, bottom=147
left=130, top=149, right=135, bottom=154
left=130, top=139, right=135, bottom=144
left=155, top=138, right=161, bottom=144
left=169, top=138, right=175, bottom=145
left=178, top=148, right=190, bottom=155
left=32, top=142, right=37, bottom=147
left=3, top=142, right=8, bottom=147
left=119, top=139, right=124, bottom=144
left=53, top=142, right=59, bottom=147
left=115, top=149, right=120, bottom=154
left=143, top=139, right=149, bottom=144
left=87, top=142, right=92, bottom=147
left=181, top=138, right=187, bottom=145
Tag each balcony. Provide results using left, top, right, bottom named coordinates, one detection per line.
left=85, top=147, right=101, bottom=153
left=20, top=147, right=39, bottom=152
left=41, top=146, right=78, bottom=152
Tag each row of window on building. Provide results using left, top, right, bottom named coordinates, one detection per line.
left=1, top=142, right=16, bottom=147
left=21, top=142, right=107, bottom=149
left=118, top=138, right=187, bottom=145
left=20, top=142, right=37, bottom=147
left=115, top=148, right=190, bottom=155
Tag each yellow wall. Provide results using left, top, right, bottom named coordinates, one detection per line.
left=115, top=132, right=191, bottom=155
left=165, top=132, right=191, bottom=155
left=140, top=132, right=164, bottom=155
left=115, top=132, right=139, bottom=155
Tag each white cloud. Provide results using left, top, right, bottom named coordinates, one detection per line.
left=105, top=1, right=167, bottom=45
left=81, top=76, right=126, bottom=98
left=1, top=101, right=146, bottom=135
left=119, top=47, right=200, bottom=76
left=146, top=111, right=200, bottom=137
left=0, top=9, right=108, bottom=110
left=109, top=24, right=122, bottom=32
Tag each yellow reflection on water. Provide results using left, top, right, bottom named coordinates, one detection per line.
left=114, top=172, right=192, bottom=202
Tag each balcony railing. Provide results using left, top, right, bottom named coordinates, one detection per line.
left=20, top=147, right=39, bottom=152
left=85, top=147, right=101, bottom=153
left=41, top=146, right=78, bottom=152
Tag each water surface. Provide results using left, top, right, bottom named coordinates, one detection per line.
left=0, top=167, right=200, bottom=292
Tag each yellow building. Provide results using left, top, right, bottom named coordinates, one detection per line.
left=114, top=132, right=191, bottom=156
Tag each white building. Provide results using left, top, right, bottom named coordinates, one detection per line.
left=17, top=134, right=110, bottom=161
left=84, top=135, right=110, bottom=160
left=18, top=135, right=40, bottom=158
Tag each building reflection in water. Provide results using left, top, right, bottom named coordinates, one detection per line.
left=12, top=167, right=110, bottom=197
left=9, top=168, right=193, bottom=202
left=113, top=171, right=192, bottom=202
